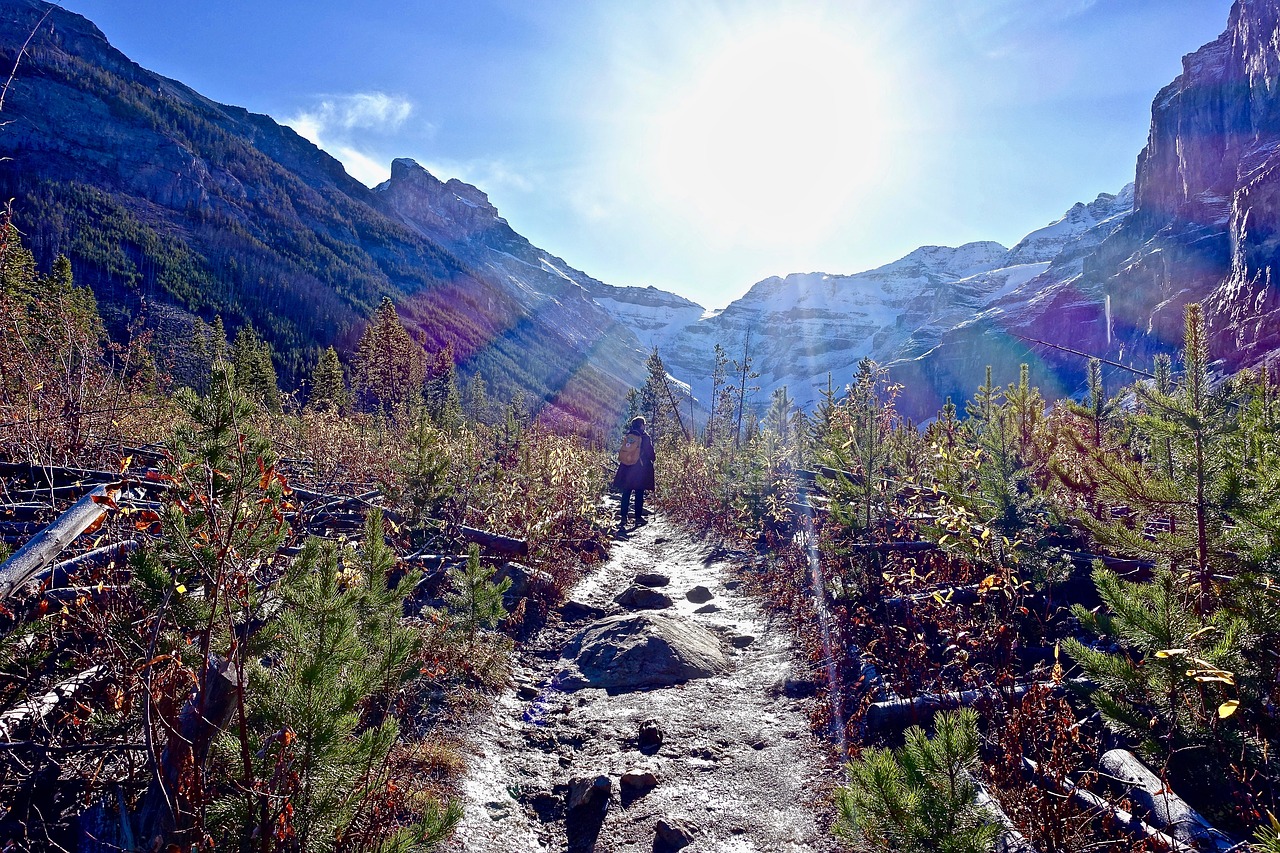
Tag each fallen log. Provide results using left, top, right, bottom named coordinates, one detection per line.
left=866, top=683, right=1036, bottom=734
left=847, top=541, right=938, bottom=554
left=459, top=525, right=528, bottom=557
left=1098, top=749, right=1237, bottom=852
left=1064, top=551, right=1155, bottom=576
left=0, top=665, right=106, bottom=740
left=0, top=484, right=119, bottom=602
left=46, top=539, right=139, bottom=579
left=972, top=778, right=1037, bottom=853
left=1022, top=757, right=1193, bottom=852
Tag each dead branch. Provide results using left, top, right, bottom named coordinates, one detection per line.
left=1022, top=756, right=1194, bottom=852
left=0, top=665, right=106, bottom=740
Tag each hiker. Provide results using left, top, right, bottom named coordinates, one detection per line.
left=613, top=416, right=656, bottom=527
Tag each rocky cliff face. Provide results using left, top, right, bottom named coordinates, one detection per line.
left=1075, top=0, right=1280, bottom=373
left=893, top=0, right=1280, bottom=416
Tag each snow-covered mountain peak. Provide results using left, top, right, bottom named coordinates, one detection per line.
left=887, top=240, right=1011, bottom=278
left=1005, top=184, right=1134, bottom=266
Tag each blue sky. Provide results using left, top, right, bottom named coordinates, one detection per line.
left=59, top=0, right=1234, bottom=309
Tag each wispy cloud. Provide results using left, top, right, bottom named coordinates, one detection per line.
left=281, top=92, right=416, bottom=186
left=420, top=157, right=537, bottom=195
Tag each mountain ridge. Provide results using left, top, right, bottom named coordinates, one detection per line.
left=0, top=0, right=649, bottom=429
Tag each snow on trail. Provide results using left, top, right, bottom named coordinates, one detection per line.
left=442, top=513, right=841, bottom=852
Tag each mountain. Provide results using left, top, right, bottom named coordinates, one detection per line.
left=653, top=188, right=1132, bottom=414
left=652, top=0, right=1280, bottom=420
left=0, top=0, right=647, bottom=429
left=900, top=0, right=1280, bottom=415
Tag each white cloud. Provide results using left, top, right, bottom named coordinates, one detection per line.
left=335, top=146, right=392, bottom=187
left=284, top=92, right=413, bottom=139
left=281, top=92, right=414, bottom=187
left=419, top=157, right=537, bottom=196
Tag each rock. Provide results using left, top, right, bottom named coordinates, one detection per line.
left=493, top=561, right=532, bottom=600
left=655, top=817, right=696, bottom=850
left=620, top=767, right=660, bottom=793
left=567, top=774, right=612, bottom=811
left=782, top=676, right=819, bottom=698
left=516, top=682, right=540, bottom=700
left=638, top=718, right=665, bottom=753
left=615, top=585, right=674, bottom=610
left=685, top=585, right=714, bottom=603
left=724, top=579, right=742, bottom=590
left=729, top=634, right=755, bottom=648
left=556, top=614, right=728, bottom=692
left=694, top=603, right=720, bottom=614
left=635, top=571, right=671, bottom=587
left=559, top=599, right=607, bottom=622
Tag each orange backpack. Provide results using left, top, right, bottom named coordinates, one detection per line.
left=618, top=432, right=642, bottom=465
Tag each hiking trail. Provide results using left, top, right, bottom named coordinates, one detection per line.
left=441, top=512, right=842, bottom=852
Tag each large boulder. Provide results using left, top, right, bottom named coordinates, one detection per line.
left=556, top=613, right=728, bottom=692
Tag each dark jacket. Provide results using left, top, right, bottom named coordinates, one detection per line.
left=611, top=427, right=656, bottom=492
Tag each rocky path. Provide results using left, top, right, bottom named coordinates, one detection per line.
left=442, top=513, right=842, bottom=852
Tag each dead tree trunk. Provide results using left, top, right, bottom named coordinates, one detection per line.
left=1098, top=749, right=1237, bottom=852
left=972, top=778, right=1037, bottom=853
left=865, top=684, right=1036, bottom=734
left=0, top=483, right=118, bottom=601
left=0, top=665, right=105, bottom=740
left=136, top=655, right=241, bottom=847
left=459, top=525, right=529, bottom=557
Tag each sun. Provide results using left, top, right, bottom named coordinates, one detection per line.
left=648, top=19, right=890, bottom=247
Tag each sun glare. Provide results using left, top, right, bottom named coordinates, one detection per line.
left=649, top=20, right=889, bottom=246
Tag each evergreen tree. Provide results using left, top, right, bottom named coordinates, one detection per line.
left=424, top=343, right=463, bottom=431
left=209, top=314, right=229, bottom=363
left=1064, top=565, right=1242, bottom=758
left=441, top=545, right=510, bottom=648
left=399, top=408, right=455, bottom=526
left=354, top=297, right=426, bottom=415
left=306, top=345, right=349, bottom=413
left=706, top=342, right=731, bottom=446
left=821, top=358, right=903, bottom=537
left=832, top=708, right=1000, bottom=853
left=463, top=372, right=491, bottom=424
left=231, top=324, right=281, bottom=413
left=207, top=512, right=461, bottom=851
left=732, top=330, right=761, bottom=447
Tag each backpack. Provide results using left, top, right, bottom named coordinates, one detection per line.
left=618, top=432, right=642, bottom=465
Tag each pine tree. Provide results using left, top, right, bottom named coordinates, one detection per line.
left=400, top=408, right=455, bottom=525
left=1073, top=305, right=1242, bottom=614
left=306, top=345, right=349, bottom=413
left=832, top=708, right=1000, bottom=853
left=354, top=297, right=426, bottom=415
left=231, top=324, right=281, bottom=413
left=207, top=512, right=461, bottom=851
left=463, top=372, right=490, bottom=424
left=209, top=314, right=229, bottom=363
left=732, top=330, right=761, bottom=448
left=424, top=343, right=463, bottom=431
left=441, top=545, right=510, bottom=648
left=821, top=358, right=902, bottom=537
left=706, top=342, right=731, bottom=446
left=640, top=347, right=671, bottom=440
left=1064, top=565, right=1242, bottom=758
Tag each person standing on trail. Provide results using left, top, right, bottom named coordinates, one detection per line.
left=613, top=416, right=656, bottom=527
